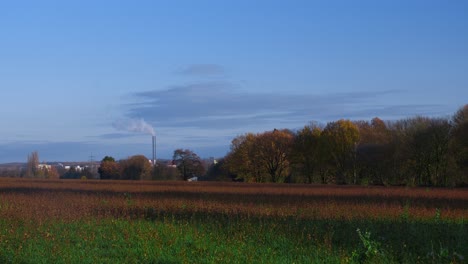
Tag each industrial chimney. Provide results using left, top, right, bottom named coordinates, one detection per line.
left=152, top=135, right=156, bottom=165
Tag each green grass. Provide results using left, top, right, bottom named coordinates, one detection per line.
left=0, top=214, right=466, bottom=263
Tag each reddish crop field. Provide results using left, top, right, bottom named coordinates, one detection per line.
left=0, top=178, right=466, bottom=223
left=0, top=178, right=467, bottom=263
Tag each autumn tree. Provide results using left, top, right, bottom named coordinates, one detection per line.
left=291, top=124, right=323, bottom=183
left=205, top=158, right=231, bottom=181
left=61, top=166, right=81, bottom=179
left=24, top=152, right=57, bottom=179
left=173, top=149, right=205, bottom=180
left=322, top=119, right=360, bottom=184
left=222, top=106, right=467, bottom=187
left=225, top=130, right=294, bottom=183
left=354, top=118, right=392, bottom=185
left=98, top=156, right=121, bottom=180
left=404, top=117, right=433, bottom=186
left=152, top=160, right=181, bottom=181
left=225, top=133, right=264, bottom=182
left=417, top=118, right=451, bottom=186
left=120, top=155, right=152, bottom=180
left=450, top=104, right=468, bottom=186
left=386, top=116, right=452, bottom=186
left=256, top=129, right=294, bottom=183
left=44, top=166, right=60, bottom=179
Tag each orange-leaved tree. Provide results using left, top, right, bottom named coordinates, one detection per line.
left=322, top=119, right=360, bottom=184
left=120, top=155, right=153, bottom=180
left=226, top=129, right=294, bottom=183
left=98, top=156, right=121, bottom=180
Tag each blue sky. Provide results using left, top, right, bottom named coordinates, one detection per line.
left=1, top=0, right=467, bottom=163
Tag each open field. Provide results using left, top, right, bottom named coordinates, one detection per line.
left=0, top=179, right=467, bottom=263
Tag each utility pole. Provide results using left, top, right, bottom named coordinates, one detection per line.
left=89, top=153, right=95, bottom=165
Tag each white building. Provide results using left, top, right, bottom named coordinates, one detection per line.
left=38, top=164, right=52, bottom=170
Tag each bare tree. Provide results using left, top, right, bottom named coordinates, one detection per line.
left=25, top=151, right=39, bottom=178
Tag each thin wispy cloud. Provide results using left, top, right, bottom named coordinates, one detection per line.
left=1, top=1, right=467, bottom=164
left=103, top=83, right=451, bottom=159
left=128, top=82, right=411, bottom=131
left=176, top=64, right=226, bottom=76
left=347, top=104, right=450, bottom=121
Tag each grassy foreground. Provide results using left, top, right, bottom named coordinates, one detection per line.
left=0, top=179, right=466, bottom=263
left=1, top=216, right=466, bottom=263
left=0, top=218, right=339, bottom=263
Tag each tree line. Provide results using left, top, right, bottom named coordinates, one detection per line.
left=9, top=105, right=466, bottom=187
left=221, top=105, right=468, bottom=187
left=98, top=149, right=205, bottom=181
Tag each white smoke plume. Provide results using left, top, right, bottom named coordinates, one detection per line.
left=113, top=118, right=155, bottom=136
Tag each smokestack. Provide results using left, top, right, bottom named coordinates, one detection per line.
left=152, top=135, right=156, bottom=165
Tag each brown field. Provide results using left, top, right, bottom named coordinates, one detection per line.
left=0, top=178, right=466, bottom=223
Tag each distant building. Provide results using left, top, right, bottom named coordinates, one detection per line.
left=207, top=157, right=218, bottom=165
left=168, top=160, right=177, bottom=168
left=38, top=164, right=52, bottom=170
left=64, top=165, right=84, bottom=172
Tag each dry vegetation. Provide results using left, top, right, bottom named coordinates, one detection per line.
left=1, top=178, right=466, bottom=223
left=0, top=178, right=467, bottom=263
